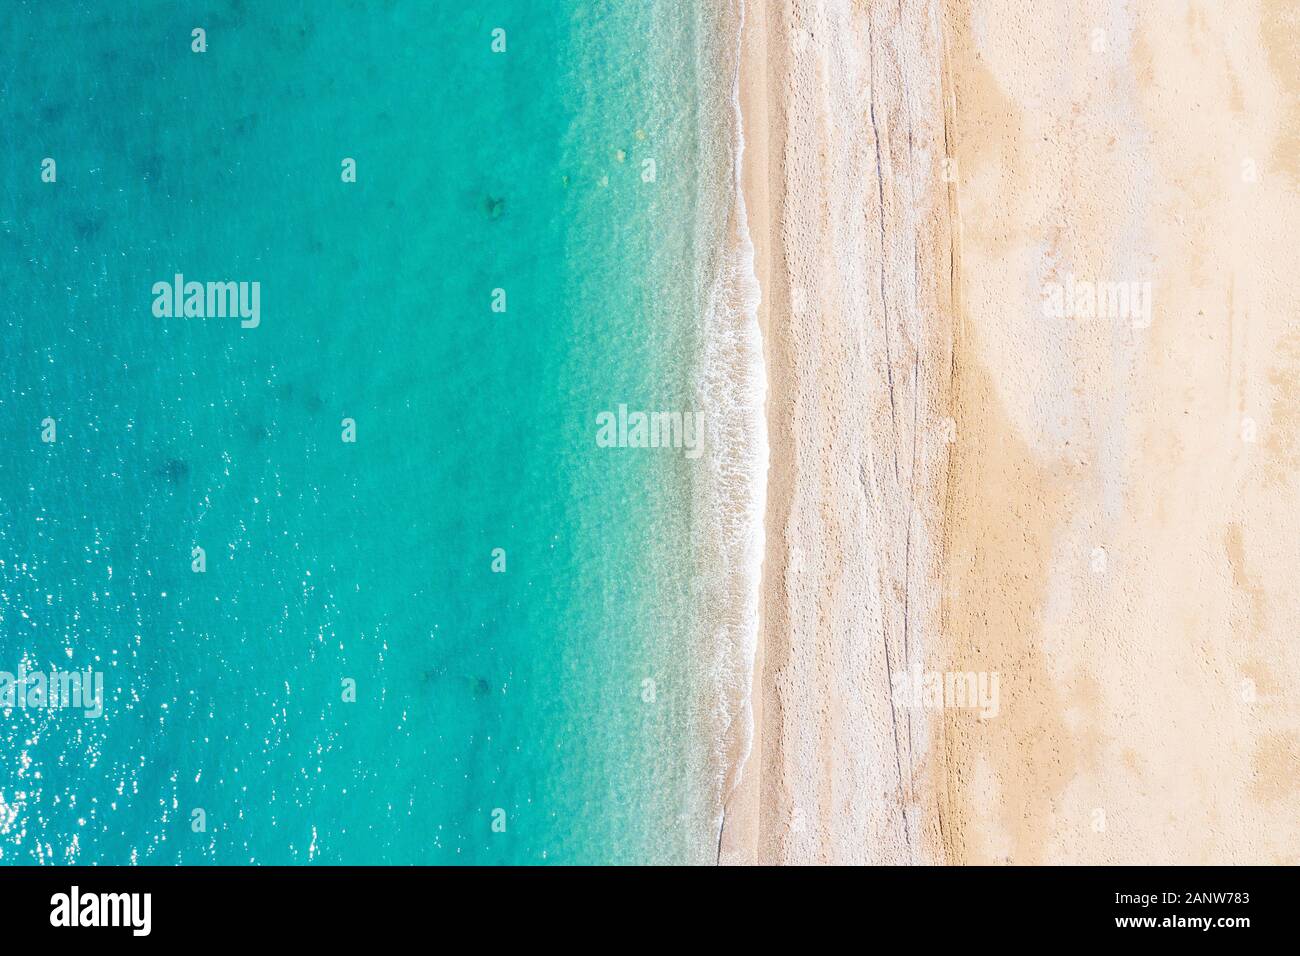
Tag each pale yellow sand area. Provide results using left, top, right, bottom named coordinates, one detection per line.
left=939, top=0, right=1300, bottom=865
left=724, top=0, right=1300, bottom=865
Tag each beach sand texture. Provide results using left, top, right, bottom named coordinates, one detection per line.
left=723, top=0, right=1300, bottom=864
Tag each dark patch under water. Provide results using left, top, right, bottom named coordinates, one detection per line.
left=157, top=458, right=190, bottom=484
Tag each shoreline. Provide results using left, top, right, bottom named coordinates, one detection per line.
left=696, top=0, right=770, bottom=863
left=716, top=0, right=772, bottom=865
left=722, top=0, right=956, bottom=864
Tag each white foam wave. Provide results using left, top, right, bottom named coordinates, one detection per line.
left=694, top=0, right=768, bottom=853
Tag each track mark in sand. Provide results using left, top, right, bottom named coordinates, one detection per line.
left=866, top=16, right=901, bottom=484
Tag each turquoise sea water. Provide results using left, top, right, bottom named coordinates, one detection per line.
left=0, top=1, right=743, bottom=864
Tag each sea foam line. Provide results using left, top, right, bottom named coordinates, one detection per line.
left=696, top=0, right=768, bottom=855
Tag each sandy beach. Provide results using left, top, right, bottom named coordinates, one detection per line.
left=723, top=0, right=1300, bottom=865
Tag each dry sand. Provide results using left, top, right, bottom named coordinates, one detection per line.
left=721, top=0, right=1300, bottom=865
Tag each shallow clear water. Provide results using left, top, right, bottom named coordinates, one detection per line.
left=0, top=0, right=734, bottom=865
